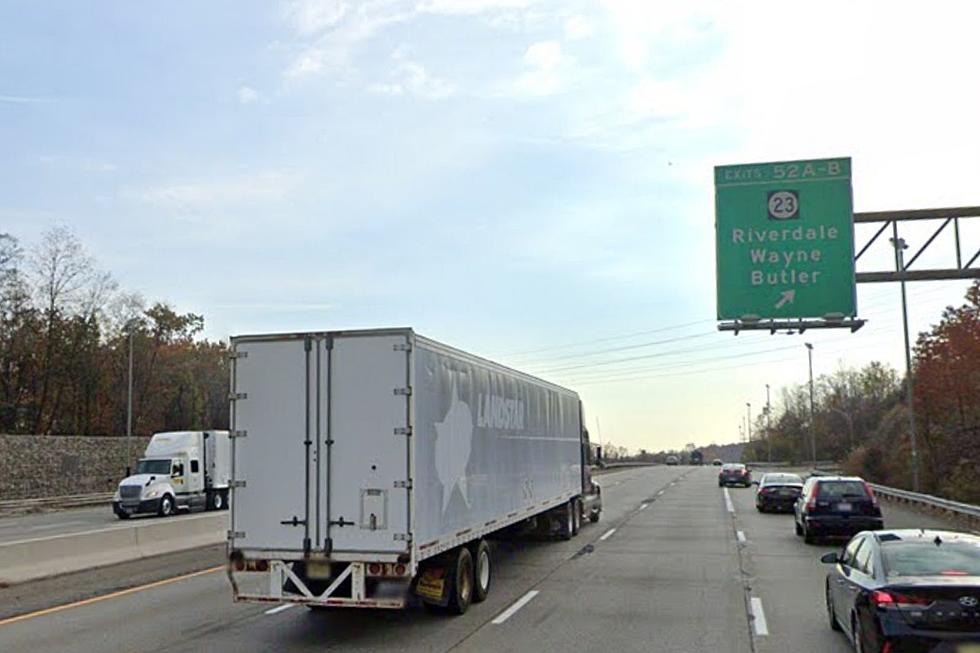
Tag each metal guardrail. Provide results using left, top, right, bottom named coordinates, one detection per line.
left=0, top=492, right=112, bottom=516
left=869, top=484, right=980, bottom=521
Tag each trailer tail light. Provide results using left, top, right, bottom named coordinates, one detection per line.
left=234, top=558, right=246, bottom=572
left=368, top=563, right=382, bottom=576
left=394, top=564, right=407, bottom=576
left=243, top=559, right=269, bottom=572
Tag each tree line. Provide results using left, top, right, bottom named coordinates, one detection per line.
left=743, top=280, right=980, bottom=503
left=0, top=228, right=229, bottom=436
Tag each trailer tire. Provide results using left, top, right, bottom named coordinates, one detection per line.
left=471, top=540, right=492, bottom=603
left=447, top=547, right=475, bottom=615
left=571, top=499, right=582, bottom=536
left=158, top=494, right=175, bottom=517
left=557, top=502, right=574, bottom=541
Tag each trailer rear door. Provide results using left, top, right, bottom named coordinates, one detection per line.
left=231, top=337, right=314, bottom=552
left=324, top=332, right=412, bottom=555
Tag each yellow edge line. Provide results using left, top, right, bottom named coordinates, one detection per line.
left=0, top=565, right=224, bottom=628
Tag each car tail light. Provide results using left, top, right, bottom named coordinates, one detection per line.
left=368, top=563, right=382, bottom=575
left=872, top=590, right=932, bottom=608
left=881, top=642, right=892, bottom=653
left=806, top=483, right=820, bottom=511
left=862, top=481, right=879, bottom=507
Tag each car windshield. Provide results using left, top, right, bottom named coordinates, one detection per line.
left=762, top=474, right=802, bottom=486
left=135, top=459, right=172, bottom=475
left=882, top=540, right=980, bottom=577
left=817, top=481, right=868, bottom=498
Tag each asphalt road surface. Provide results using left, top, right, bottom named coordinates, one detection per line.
left=0, top=466, right=970, bottom=653
left=0, top=504, right=228, bottom=545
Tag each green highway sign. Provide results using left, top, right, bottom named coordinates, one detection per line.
left=715, top=157, right=857, bottom=321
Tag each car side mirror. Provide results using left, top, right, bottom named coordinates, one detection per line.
left=751, top=480, right=759, bottom=486
left=820, top=552, right=840, bottom=564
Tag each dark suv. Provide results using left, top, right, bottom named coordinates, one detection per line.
left=794, top=476, right=883, bottom=544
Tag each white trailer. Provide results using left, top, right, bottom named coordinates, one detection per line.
left=226, top=328, right=601, bottom=613
left=113, top=430, right=231, bottom=518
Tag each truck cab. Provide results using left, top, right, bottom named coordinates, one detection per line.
left=112, top=430, right=230, bottom=519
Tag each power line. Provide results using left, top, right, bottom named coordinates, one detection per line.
left=495, top=319, right=715, bottom=359
left=515, top=331, right=717, bottom=366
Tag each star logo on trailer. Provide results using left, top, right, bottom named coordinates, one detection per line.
left=959, top=596, right=979, bottom=608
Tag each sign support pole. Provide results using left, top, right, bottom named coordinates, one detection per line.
left=891, top=232, right=920, bottom=492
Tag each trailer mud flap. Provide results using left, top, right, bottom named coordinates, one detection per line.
left=412, top=566, right=449, bottom=606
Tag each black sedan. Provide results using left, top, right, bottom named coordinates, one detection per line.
left=718, top=463, right=752, bottom=487
left=822, top=529, right=980, bottom=652
left=755, top=473, right=804, bottom=513
left=795, top=476, right=884, bottom=544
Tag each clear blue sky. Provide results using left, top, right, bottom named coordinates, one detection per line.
left=2, top=1, right=979, bottom=451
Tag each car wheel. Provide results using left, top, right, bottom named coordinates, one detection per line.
left=826, top=582, right=841, bottom=631
left=447, top=547, right=475, bottom=615
left=804, top=528, right=816, bottom=545
left=471, top=540, right=492, bottom=603
left=209, top=490, right=223, bottom=511
left=116, top=510, right=131, bottom=520
left=158, top=494, right=175, bottom=517
left=795, top=520, right=803, bottom=536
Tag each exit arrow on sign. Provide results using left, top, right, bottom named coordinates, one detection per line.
left=775, top=290, right=795, bottom=308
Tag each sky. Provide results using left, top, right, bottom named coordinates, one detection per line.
left=2, top=0, right=979, bottom=452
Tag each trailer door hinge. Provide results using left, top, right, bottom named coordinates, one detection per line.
left=229, top=392, right=248, bottom=401
left=228, top=351, right=248, bottom=360
left=394, top=427, right=412, bottom=436
left=228, top=530, right=245, bottom=539
left=394, top=479, right=413, bottom=489
left=230, top=480, right=247, bottom=489
left=393, top=533, right=412, bottom=542
left=229, top=429, right=247, bottom=439
left=280, top=516, right=307, bottom=527
left=393, top=343, right=412, bottom=352
left=393, top=387, right=412, bottom=396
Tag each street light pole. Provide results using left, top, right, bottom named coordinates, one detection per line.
left=127, top=328, right=134, bottom=476
left=805, top=343, right=817, bottom=467
left=765, top=384, right=772, bottom=463
left=890, top=234, right=920, bottom=492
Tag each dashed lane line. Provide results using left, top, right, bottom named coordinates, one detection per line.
left=736, top=530, right=747, bottom=544
left=598, top=528, right=617, bottom=541
left=750, top=597, right=769, bottom=636
left=723, top=488, right=735, bottom=514
left=264, top=604, right=296, bottom=615
left=492, top=590, right=540, bottom=625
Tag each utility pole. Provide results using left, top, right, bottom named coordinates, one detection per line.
left=890, top=234, right=920, bottom=492
left=765, top=384, right=772, bottom=463
left=746, top=402, right=752, bottom=442
left=805, top=342, right=817, bottom=467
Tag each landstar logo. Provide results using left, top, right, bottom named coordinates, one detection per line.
left=476, top=393, right=525, bottom=431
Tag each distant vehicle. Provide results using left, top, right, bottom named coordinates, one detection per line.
left=794, top=476, right=883, bottom=544
left=754, top=473, right=803, bottom=513
left=665, top=455, right=679, bottom=466
left=712, top=458, right=723, bottom=466
left=718, top=463, right=751, bottom=487
left=112, top=430, right=230, bottom=519
left=822, top=529, right=980, bottom=651
left=689, top=450, right=704, bottom=465
left=226, top=328, right=602, bottom=614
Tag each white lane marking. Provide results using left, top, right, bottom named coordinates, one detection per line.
left=264, top=604, right=296, bottom=615
left=736, top=530, right=747, bottom=544
left=638, top=503, right=649, bottom=511
left=657, top=490, right=664, bottom=496
left=599, top=528, right=617, bottom=541
left=750, top=597, right=769, bottom=636
left=492, top=590, right=540, bottom=624
left=723, top=488, right=735, bottom=514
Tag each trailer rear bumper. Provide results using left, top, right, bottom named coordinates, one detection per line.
left=228, top=560, right=410, bottom=610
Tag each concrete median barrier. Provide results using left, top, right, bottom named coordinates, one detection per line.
left=0, top=513, right=227, bottom=586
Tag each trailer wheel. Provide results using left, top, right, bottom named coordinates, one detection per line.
left=447, top=547, right=474, bottom=615
left=557, top=502, right=574, bottom=541
left=571, top=499, right=582, bottom=536
left=471, top=540, right=492, bottom=603
left=158, top=494, right=175, bottom=517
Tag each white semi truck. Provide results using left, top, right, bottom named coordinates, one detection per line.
left=112, top=430, right=231, bottom=519
left=226, top=328, right=602, bottom=614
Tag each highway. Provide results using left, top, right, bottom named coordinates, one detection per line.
left=0, top=466, right=970, bottom=653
